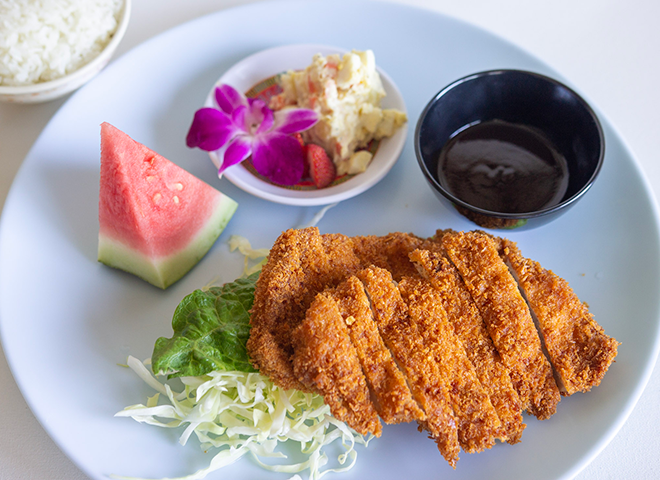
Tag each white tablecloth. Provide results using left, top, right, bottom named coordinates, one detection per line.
left=1, top=1, right=658, bottom=478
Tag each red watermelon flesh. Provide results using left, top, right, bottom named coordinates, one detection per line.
left=98, top=122, right=238, bottom=289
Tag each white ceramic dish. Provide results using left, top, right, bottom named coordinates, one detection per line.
left=1, top=1, right=659, bottom=480
left=0, top=0, right=132, bottom=104
left=205, top=44, right=408, bottom=206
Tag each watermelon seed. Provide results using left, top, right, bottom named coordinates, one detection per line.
left=173, top=196, right=180, bottom=204
left=153, top=193, right=162, bottom=203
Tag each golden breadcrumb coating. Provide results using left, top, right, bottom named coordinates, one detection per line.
left=498, top=238, right=619, bottom=395
left=321, top=232, right=363, bottom=281
left=292, top=290, right=382, bottom=436
left=441, top=231, right=561, bottom=420
left=248, top=228, right=362, bottom=390
left=410, top=248, right=525, bottom=444
left=334, top=276, right=425, bottom=424
left=248, top=228, right=323, bottom=390
left=356, top=266, right=461, bottom=468
left=398, top=276, right=503, bottom=453
left=248, top=227, right=620, bottom=467
left=351, top=232, right=425, bottom=281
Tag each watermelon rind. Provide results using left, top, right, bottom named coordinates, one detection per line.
left=98, top=194, right=237, bottom=289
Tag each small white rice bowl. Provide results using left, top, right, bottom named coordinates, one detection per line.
left=0, top=0, right=131, bottom=103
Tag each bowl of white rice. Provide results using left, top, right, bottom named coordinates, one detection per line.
left=0, top=0, right=131, bottom=103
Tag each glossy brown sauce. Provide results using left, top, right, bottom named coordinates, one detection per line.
left=437, top=120, right=569, bottom=214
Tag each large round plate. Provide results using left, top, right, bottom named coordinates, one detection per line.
left=1, top=1, right=659, bottom=480
left=209, top=43, right=408, bottom=206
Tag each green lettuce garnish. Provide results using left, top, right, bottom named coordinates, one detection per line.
left=151, top=272, right=259, bottom=377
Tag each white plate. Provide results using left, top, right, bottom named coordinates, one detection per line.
left=206, top=44, right=407, bottom=206
left=1, top=1, right=659, bottom=480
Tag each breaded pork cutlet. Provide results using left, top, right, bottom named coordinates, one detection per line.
left=321, top=233, right=363, bottom=281
left=356, top=266, right=461, bottom=468
left=441, top=231, right=561, bottom=420
left=248, top=228, right=361, bottom=391
left=410, top=248, right=525, bottom=444
left=351, top=232, right=425, bottom=281
left=398, top=276, right=503, bottom=454
left=248, top=228, right=326, bottom=390
left=334, top=276, right=425, bottom=424
left=497, top=238, right=619, bottom=395
left=292, top=290, right=382, bottom=436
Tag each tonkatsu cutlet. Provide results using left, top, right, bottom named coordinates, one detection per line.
left=351, top=232, right=425, bottom=281
left=497, top=238, right=619, bottom=395
left=410, top=248, right=526, bottom=444
left=441, top=231, right=561, bottom=420
left=248, top=228, right=428, bottom=392
left=247, top=228, right=327, bottom=391
left=248, top=226, right=619, bottom=468
left=398, top=276, right=503, bottom=453
left=356, top=266, right=461, bottom=468
left=321, top=232, right=363, bottom=281
left=292, top=290, right=382, bottom=436
left=334, top=276, right=425, bottom=424
left=248, top=228, right=362, bottom=391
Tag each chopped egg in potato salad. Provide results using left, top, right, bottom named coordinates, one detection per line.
left=269, top=50, right=407, bottom=176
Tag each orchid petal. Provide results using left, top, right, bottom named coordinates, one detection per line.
left=215, top=84, right=248, bottom=114
left=272, top=108, right=319, bottom=135
left=253, top=102, right=274, bottom=134
left=247, top=97, right=266, bottom=109
left=232, top=105, right=249, bottom=132
left=243, top=98, right=270, bottom=134
left=190, top=83, right=318, bottom=184
left=186, top=108, right=238, bottom=151
left=219, top=136, right=252, bottom=176
left=252, top=133, right=305, bottom=185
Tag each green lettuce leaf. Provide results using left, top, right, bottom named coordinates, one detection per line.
left=152, top=272, right=259, bottom=377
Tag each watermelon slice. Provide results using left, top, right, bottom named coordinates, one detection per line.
left=98, top=122, right=237, bottom=289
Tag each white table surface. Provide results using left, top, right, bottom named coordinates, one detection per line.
left=1, top=0, right=658, bottom=478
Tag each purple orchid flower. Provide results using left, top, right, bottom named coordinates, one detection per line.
left=186, top=84, right=319, bottom=185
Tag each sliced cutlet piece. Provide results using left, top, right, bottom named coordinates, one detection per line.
left=442, top=231, right=561, bottom=420
left=334, top=276, right=425, bottom=424
left=356, top=266, right=461, bottom=468
left=292, top=290, right=382, bottom=436
left=322, top=233, right=363, bottom=281
left=248, top=227, right=332, bottom=391
left=398, top=276, right=503, bottom=453
left=377, top=232, right=426, bottom=280
left=497, top=238, right=619, bottom=395
left=350, top=235, right=391, bottom=270
left=352, top=232, right=425, bottom=281
left=410, top=248, right=525, bottom=444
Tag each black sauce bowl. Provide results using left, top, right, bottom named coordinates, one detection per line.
left=414, top=69, right=604, bottom=230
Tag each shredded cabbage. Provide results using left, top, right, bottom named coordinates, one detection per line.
left=227, top=203, right=339, bottom=277
left=228, top=204, right=337, bottom=278
left=297, top=203, right=338, bottom=229
left=114, top=356, right=370, bottom=480
left=228, top=235, right=270, bottom=277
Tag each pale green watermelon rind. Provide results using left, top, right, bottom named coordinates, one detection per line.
left=98, top=194, right=238, bottom=289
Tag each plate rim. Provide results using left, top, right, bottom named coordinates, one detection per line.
left=0, top=1, right=659, bottom=479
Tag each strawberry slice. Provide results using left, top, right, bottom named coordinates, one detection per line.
left=306, top=144, right=336, bottom=188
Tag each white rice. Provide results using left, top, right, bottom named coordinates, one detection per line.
left=0, top=0, right=123, bottom=86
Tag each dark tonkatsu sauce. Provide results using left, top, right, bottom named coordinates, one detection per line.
left=437, top=120, right=569, bottom=214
